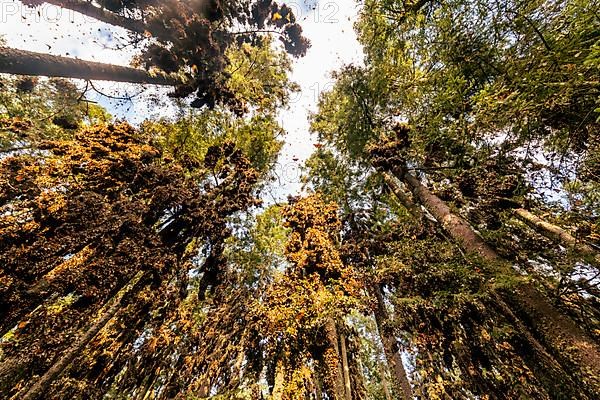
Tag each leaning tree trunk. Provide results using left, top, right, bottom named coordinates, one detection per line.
left=382, top=171, right=422, bottom=220
left=379, top=361, right=393, bottom=400
left=19, top=272, right=146, bottom=400
left=400, top=170, right=499, bottom=261
left=0, top=47, right=182, bottom=85
left=393, top=167, right=600, bottom=396
left=40, top=0, right=172, bottom=42
left=373, top=285, right=414, bottom=400
left=379, top=167, right=584, bottom=398
left=41, top=0, right=146, bottom=36
left=514, top=208, right=600, bottom=265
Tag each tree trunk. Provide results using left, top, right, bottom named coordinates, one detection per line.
left=0, top=47, right=181, bottom=85
left=39, top=0, right=174, bottom=42
left=394, top=167, right=600, bottom=396
left=489, top=292, right=583, bottom=399
left=323, top=319, right=346, bottom=400
left=19, top=271, right=146, bottom=400
left=314, top=368, right=324, bottom=400
left=514, top=208, right=600, bottom=265
left=41, top=0, right=150, bottom=38
left=400, top=169, right=499, bottom=261
left=339, top=333, right=352, bottom=400
left=0, top=356, right=29, bottom=396
left=349, top=352, right=368, bottom=400
left=382, top=171, right=422, bottom=220
left=373, top=285, right=413, bottom=400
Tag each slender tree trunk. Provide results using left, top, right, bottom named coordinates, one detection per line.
left=305, top=366, right=320, bottom=400
left=0, top=356, right=28, bottom=396
left=394, top=167, right=600, bottom=396
left=514, top=208, right=600, bottom=264
left=489, top=292, right=582, bottom=399
left=314, top=368, right=324, bottom=400
left=350, top=352, right=368, bottom=400
left=382, top=171, right=422, bottom=219
left=340, top=333, right=352, bottom=400
left=0, top=47, right=182, bottom=85
left=373, top=285, right=413, bottom=400
left=19, top=272, right=146, bottom=400
left=400, top=169, right=499, bottom=261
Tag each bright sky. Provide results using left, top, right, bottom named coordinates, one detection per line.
left=270, top=0, right=363, bottom=201
left=0, top=0, right=363, bottom=201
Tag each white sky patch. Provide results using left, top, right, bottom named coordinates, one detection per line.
left=0, top=1, right=133, bottom=63
left=269, top=0, right=363, bottom=202
left=0, top=0, right=364, bottom=201
left=0, top=1, right=177, bottom=120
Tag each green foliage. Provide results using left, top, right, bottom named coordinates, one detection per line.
left=225, top=37, right=300, bottom=115
left=351, top=312, right=392, bottom=400
left=140, top=110, right=283, bottom=177
left=225, top=204, right=289, bottom=287
left=303, top=149, right=370, bottom=214
left=3, top=0, right=600, bottom=398
left=310, top=65, right=381, bottom=159
left=307, top=0, right=600, bottom=398
left=314, top=0, right=599, bottom=179
left=128, top=0, right=309, bottom=109
left=0, top=76, right=112, bottom=150
left=139, top=38, right=293, bottom=179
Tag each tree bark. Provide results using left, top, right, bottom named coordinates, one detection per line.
left=313, top=370, right=324, bottom=400
left=379, top=362, right=393, bottom=400
left=19, top=271, right=146, bottom=400
left=382, top=171, right=422, bottom=220
left=394, top=167, right=600, bottom=396
left=373, top=285, right=413, bottom=400
left=323, top=319, right=346, bottom=400
left=0, top=356, right=29, bottom=396
left=0, top=47, right=181, bottom=85
left=514, top=208, right=600, bottom=265
left=488, top=292, right=582, bottom=399
left=39, top=0, right=173, bottom=42
left=41, top=0, right=150, bottom=37
left=339, top=333, right=352, bottom=400
left=271, top=359, right=286, bottom=400
left=400, top=169, right=499, bottom=261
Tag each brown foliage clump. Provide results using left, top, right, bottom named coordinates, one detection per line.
left=0, top=122, right=260, bottom=398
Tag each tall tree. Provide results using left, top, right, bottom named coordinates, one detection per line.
left=368, top=130, right=600, bottom=396
left=303, top=148, right=416, bottom=400
left=254, top=194, right=365, bottom=400
left=309, top=0, right=600, bottom=397
left=0, top=122, right=261, bottom=399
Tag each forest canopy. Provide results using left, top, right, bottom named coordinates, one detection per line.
left=1, top=0, right=599, bottom=399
